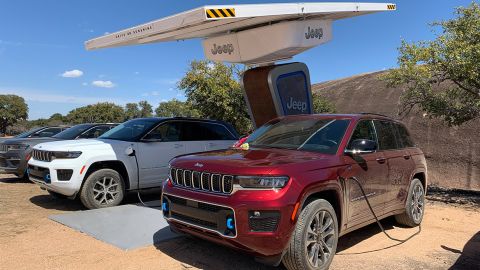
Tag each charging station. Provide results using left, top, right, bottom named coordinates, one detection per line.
left=85, top=2, right=396, bottom=127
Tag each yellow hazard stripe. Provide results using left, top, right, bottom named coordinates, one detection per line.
left=206, top=8, right=236, bottom=19
left=387, top=4, right=396, bottom=10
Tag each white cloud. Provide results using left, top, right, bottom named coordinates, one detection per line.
left=92, top=80, right=115, bottom=88
left=82, top=82, right=88, bottom=86
left=61, top=69, right=83, bottom=78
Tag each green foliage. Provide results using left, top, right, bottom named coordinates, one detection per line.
left=155, top=99, right=200, bottom=117
left=124, top=103, right=141, bottom=120
left=0, top=94, right=28, bottom=135
left=312, top=93, right=336, bottom=113
left=178, top=60, right=252, bottom=134
left=66, top=102, right=124, bottom=124
left=138, top=100, right=153, bottom=117
left=382, top=2, right=480, bottom=125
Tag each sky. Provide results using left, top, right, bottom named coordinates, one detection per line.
left=0, top=0, right=473, bottom=120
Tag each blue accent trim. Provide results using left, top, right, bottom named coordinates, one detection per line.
left=226, top=218, right=234, bottom=230
left=162, top=202, right=168, bottom=212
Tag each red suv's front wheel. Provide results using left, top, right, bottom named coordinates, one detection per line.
left=283, top=199, right=339, bottom=270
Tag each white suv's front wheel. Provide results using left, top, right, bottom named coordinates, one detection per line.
left=80, top=168, right=125, bottom=209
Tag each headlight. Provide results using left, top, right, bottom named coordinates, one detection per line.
left=51, top=151, right=82, bottom=159
left=236, top=176, right=289, bottom=189
left=7, top=144, right=29, bottom=151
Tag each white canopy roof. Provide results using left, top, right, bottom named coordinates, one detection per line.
left=85, top=2, right=396, bottom=50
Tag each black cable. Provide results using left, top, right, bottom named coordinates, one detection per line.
left=350, top=176, right=421, bottom=243
left=130, top=146, right=148, bottom=207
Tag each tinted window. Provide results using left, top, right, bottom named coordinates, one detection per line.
left=100, top=119, right=158, bottom=141
left=33, top=127, right=62, bottom=138
left=15, top=127, right=44, bottom=138
left=395, top=123, right=415, bottom=148
left=246, top=118, right=350, bottom=154
left=77, top=126, right=112, bottom=139
left=374, top=120, right=398, bottom=150
left=53, top=124, right=93, bottom=140
left=182, top=122, right=236, bottom=141
left=143, top=122, right=182, bottom=142
left=347, top=120, right=377, bottom=149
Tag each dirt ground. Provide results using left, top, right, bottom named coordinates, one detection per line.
left=0, top=174, right=479, bottom=270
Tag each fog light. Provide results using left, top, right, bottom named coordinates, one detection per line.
left=226, top=217, right=235, bottom=230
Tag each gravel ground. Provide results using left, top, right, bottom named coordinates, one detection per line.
left=0, top=174, right=479, bottom=270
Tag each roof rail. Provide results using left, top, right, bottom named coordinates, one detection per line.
left=358, top=112, right=391, bottom=118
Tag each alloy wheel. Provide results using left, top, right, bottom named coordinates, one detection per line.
left=305, top=210, right=336, bottom=268
left=92, top=176, right=120, bottom=205
left=411, top=183, right=424, bottom=222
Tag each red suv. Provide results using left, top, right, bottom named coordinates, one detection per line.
left=161, top=114, right=427, bottom=270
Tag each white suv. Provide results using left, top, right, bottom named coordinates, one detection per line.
left=28, top=118, right=239, bottom=209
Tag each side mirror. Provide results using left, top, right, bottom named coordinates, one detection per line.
left=345, top=139, right=377, bottom=155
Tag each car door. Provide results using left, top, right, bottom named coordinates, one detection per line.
left=342, top=119, right=389, bottom=228
left=136, top=121, right=186, bottom=188
left=373, top=120, right=415, bottom=214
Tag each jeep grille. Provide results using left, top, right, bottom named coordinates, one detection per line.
left=32, top=149, right=54, bottom=162
left=170, top=168, right=233, bottom=194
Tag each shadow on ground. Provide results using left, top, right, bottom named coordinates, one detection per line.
left=0, top=176, right=32, bottom=184
left=447, top=231, right=480, bottom=270
left=29, top=187, right=163, bottom=211
left=153, top=232, right=283, bottom=270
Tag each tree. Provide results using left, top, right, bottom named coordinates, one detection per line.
left=0, top=95, right=28, bottom=135
left=155, top=99, right=200, bottom=117
left=382, top=2, right=480, bottom=126
left=66, top=102, right=125, bottom=124
left=312, top=93, right=336, bottom=113
left=124, top=103, right=141, bottom=120
left=138, top=100, right=153, bottom=117
left=178, top=60, right=252, bottom=134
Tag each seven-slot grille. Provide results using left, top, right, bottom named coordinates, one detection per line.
left=170, top=168, right=234, bottom=194
left=32, top=149, right=54, bottom=162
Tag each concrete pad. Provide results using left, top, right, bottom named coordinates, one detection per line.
left=49, top=202, right=179, bottom=250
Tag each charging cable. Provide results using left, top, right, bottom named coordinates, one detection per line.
left=350, top=176, right=421, bottom=243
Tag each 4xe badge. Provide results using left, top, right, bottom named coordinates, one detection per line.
left=211, top=43, right=234, bottom=55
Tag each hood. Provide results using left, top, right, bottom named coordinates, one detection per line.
left=33, top=138, right=131, bottom=152
left=171, top=147, right=341, bottom=175
left=1, top=137, right=59, bottom=147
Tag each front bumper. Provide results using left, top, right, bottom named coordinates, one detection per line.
left=0, top=151, right=28, bottom=177
left=28, top=158, right=84, bottom=197
left=161, top=180, right=301, bottom=261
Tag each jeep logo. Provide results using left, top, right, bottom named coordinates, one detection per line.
left=305, top=26, right=324, bottom=40
left=211, top=43, right=234, bottom=55
left=286, top=97, right=307, bottom=112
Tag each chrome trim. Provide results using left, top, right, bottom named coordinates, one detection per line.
left=184, top=170, right=192, bottom=187
left=211, top=174, right=221, bottom=192
left=162, top=192, right=238, bottom=239
left=176, top=169, right=183, bottom=185
left=222, top=175, right=233, bottom=193
left=201, top=172, right=210, bottom=191
left=192, top=171, right=200, bottom=189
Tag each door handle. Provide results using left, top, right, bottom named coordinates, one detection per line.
left=376, top=157, right=386, bottom=164
left=174, top=144, right=183, bottom=148
left=403, top=155, right=411, bottom=160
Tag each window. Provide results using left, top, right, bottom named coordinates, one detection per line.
left=374, top=120, right=398, bottom=150
left=182, top=122, right=236, bottom=141
left=347, top=120, right=377, bottom=150
left=77, top=126, right=112, bottom=139
left=246, top=118, right=350, bottom=155
left=33, top=128, right=62, bottom=138
left=143, top=122, right=181, bottom=142
left=100, top=119, right=157, bottom=141
left=53, top=124, right=93, bottom=140
left=395, top=123, right=415, bottom=148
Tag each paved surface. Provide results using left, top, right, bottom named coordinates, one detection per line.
left=0, top=174, right=479, bottom=270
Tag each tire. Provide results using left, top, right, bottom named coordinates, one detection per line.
left=395, top=178, right=425, bottom=227
left=47, top=190, right=68, bottom=199
left=283, top=199, right=338, bottom=270
left=79, top=168, right=125, bottom=209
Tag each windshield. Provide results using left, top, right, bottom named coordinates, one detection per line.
left=99, top=119, right=159, bottom=141
left=246, top=118, right=350, bottom=154
left=53, top=124, right=93, bottom=140
left=15, top=127, right=44, bottom=138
